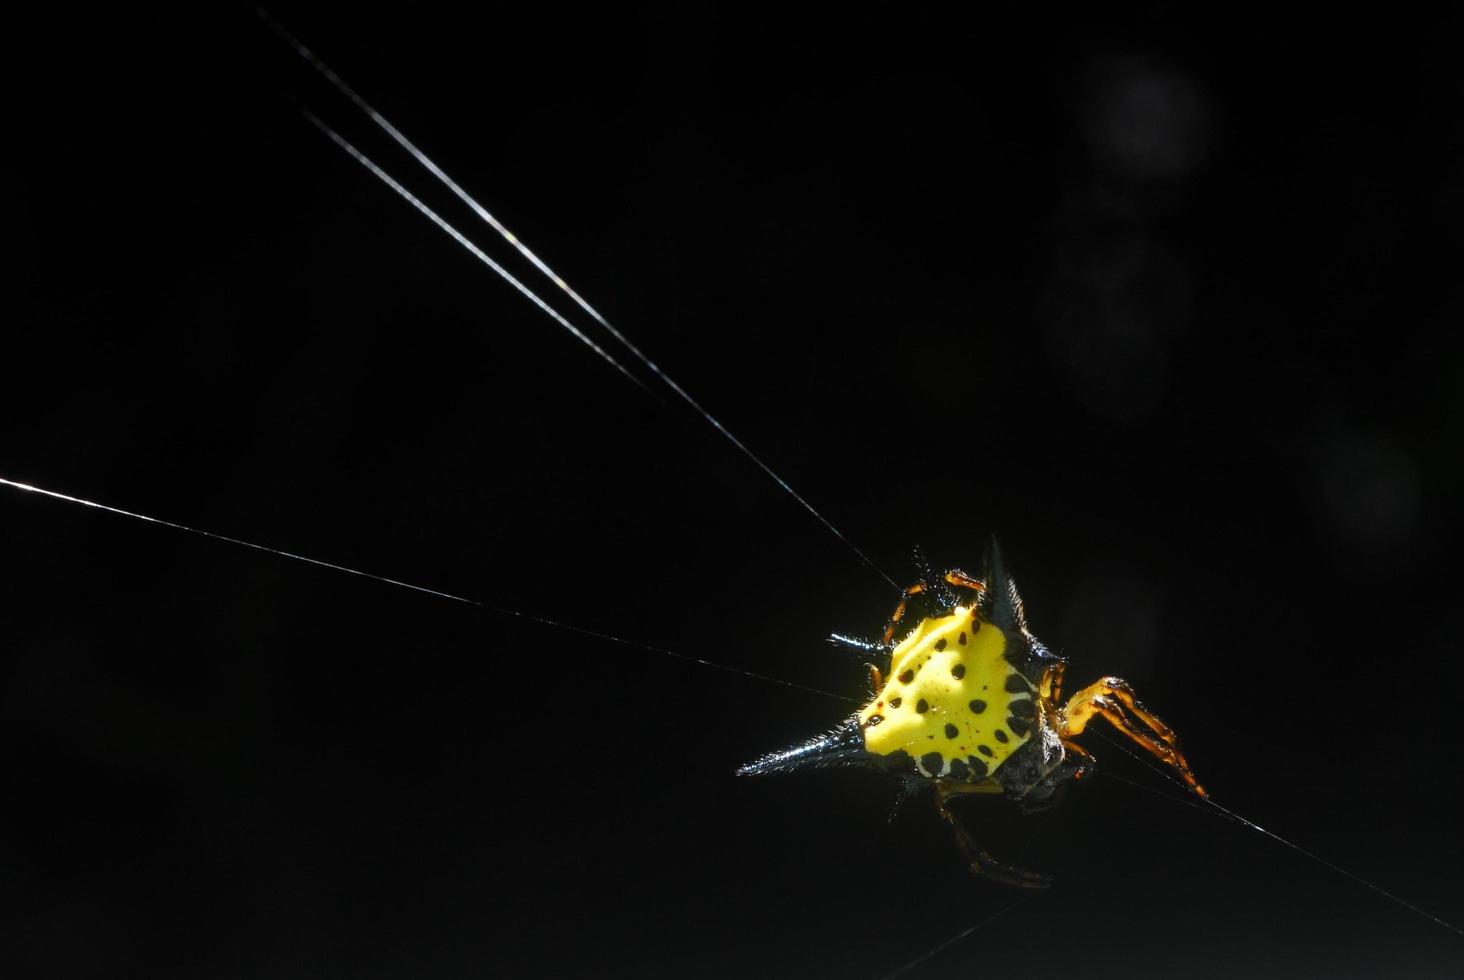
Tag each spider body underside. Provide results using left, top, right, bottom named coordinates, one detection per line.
left=738, top=540, right=1206, bottom=889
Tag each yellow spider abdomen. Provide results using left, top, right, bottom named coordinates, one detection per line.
left=858, top=605, right=1036, bottom=781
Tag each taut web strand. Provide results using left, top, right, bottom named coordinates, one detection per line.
left=299, top=112, right=647, bottom=394
left=877, top=897, right=1032, bottom=980
left=0, top=476, right=854, bottom=705
left=1091, top=730, right=1464, bottom=939
left=258, top=8, right=900, bottom=593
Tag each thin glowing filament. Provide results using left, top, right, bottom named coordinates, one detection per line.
left=1092, top=730, right=1464, bottom=938
left=259, top=9, right=899, bottom=593
left=0, top=475, right=854, bottom=705
left=302, top=112, right=648, bottom=394
left=877, top=898, right=1031, bottom=980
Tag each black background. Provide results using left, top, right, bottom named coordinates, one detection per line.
left=4, top=4, right=1463, bottom=978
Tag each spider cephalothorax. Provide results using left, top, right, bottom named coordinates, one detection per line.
left=738, top=540, right=1205, bottom=888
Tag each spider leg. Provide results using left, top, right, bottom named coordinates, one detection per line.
left=934, top=782, right=1053, bottom=889
left=881, top=569, right=988, bottom=646
left=942, top=568, right=987, bottom=596
left=1059, top=676, right=1206, bottom=797
left=1060, top=739, right=1097, bottom=782
left=881, top=579, right=928, bottom=645
left=1042, top=659, right=1067, bottom=702
left=826, top=636, right=892, bottom=695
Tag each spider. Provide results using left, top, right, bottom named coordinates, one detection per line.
left=739, top=539, right=1206, bottom=888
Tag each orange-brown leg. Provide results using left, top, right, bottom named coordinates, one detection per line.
left=1042, top=660, right=1068, bottom=703
left=942, top=568, right=987, bottom=596
left=881, top=580, right=927, bottom=645
left=1060, top=676, right=1206, bottom=797
left=1060, top=739, right=1097, bottom=781
left=868, top=664, right=884, bottom=695
left=934, top=782, right=1053, bottom=889
left=883, top=571, right=987, bottom=645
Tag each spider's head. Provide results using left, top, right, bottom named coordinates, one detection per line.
left=1005, top=724, right=1087, bottom=812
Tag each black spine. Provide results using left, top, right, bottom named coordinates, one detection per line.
left=736, top=717, right=868, bottom=775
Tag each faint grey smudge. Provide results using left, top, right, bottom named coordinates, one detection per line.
left=1313, top=428, right=1421, bottom=567
left=1038, top=56, right=1210, bottom=421
left=1040, top=192, right=1193, bottom=420
left=1060, top=564, right=1162, bottom=675
left=1082, top=58, right=1212, bottom=181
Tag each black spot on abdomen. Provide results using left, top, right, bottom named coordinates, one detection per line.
left=920, top=751, right=944, bottom=775
left=882, top=749, right=913, bottom=774
left=968, top=699, right=987, bottom=714
left=944, top=723, right=959, bottom=739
